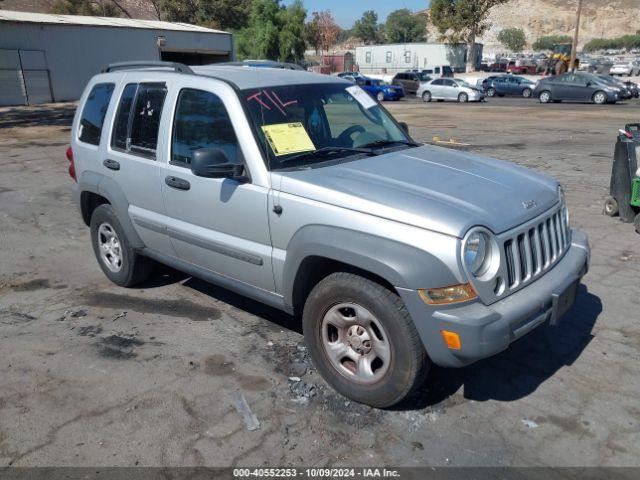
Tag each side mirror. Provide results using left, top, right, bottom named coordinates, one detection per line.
left=191, top=148, right=243, bottom=179
left=399, top=122, right=409, bottom=135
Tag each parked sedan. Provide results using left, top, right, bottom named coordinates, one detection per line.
left=418, top=78, right=484, bottom=103
left=533, top=73, right=620, bottom=104
left=610, top=61, right=640, bottom=77
left=596, top=75, right=637, bottom=99
left=484, top=75, right=537, bottom=98
left=356, top=77, right=405, bottom=101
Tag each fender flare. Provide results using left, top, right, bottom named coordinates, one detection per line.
left=281, top=225, right=460, bottom=308
left=77, top=171, right=144, bottom=249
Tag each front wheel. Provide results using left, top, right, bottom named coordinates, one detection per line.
left=539, top=90, right=552, bottom=103
left=522, top=88, right=532, bottom=98
left=486, top=87, right=496, bottom=97
left=458, top=92, right=469, bottom=103
left=421, top=91, right=432, bottom=102
left=593, top=90, right=607, bottom=104
left=302, top=272, right=430, bottom=408
left=376, top=91, right=385, bottom=102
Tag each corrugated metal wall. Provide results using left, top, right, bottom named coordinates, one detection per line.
left=0, top=22, right=233, bottom=104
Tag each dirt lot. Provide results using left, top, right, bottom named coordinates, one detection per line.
left=1, top=97, right=639, bottom=468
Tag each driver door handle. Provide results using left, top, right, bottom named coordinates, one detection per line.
left=165, top=176, right=190, bottom=191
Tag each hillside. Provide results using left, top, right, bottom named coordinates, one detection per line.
left=475, top=0, right=640, bottom=52
left=2, top=0, right=640, bottom=53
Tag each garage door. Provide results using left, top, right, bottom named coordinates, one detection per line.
left=20, top=50, right=52, bottom=104
left=0, top=49, right=27, bottom=106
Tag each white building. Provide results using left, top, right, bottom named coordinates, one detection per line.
left=0, top=10, right=233, bottom=106
left=355, top=43, right=483, bottom=74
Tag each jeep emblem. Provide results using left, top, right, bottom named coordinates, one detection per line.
left=522, top=200, right=537, bottom=210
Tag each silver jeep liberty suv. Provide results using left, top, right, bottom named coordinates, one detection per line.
left=70, top=62, right=590, bottom=407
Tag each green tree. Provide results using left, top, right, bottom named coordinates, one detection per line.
left=304, top=13, right=322, bottom=54
left=353, top=10, right=380, bottom=45
left=497, top=27, right=526, bottom=52
left=160, top=0, right=198, bottom=23
left=532, top=35, right=572, bottom=51
left=197, top=0, right=252, bottom=30
left=236, top=0, right=307, bottom=63
left=384, top=9, right=426, bottom=44
left=278, top=0, right=307, bottom=62
left=430, top=0, right=509, bottom=72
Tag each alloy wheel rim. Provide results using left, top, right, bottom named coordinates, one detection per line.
left=97, top=222, right=123, bottom=273
left=320, top=302, right=391, bottom=385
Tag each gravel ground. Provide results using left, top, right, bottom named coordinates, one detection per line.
left=0, top=97, right=639, bottom=468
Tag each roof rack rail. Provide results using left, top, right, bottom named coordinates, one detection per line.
left=101, top=61, right=194, bottom=74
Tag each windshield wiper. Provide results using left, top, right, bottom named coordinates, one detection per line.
left=279, top=146, right=376, bottom=165
left=357, top=139, right=421, bottom=149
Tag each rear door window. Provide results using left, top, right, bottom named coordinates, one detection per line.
left=129, top=83, right=167, bottom=158
left=78, top=83, right=115, bottom=146
left=111, top=83, right=137, bottom=151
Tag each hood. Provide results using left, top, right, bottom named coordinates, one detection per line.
left=277, top=145, right=559, bottom=238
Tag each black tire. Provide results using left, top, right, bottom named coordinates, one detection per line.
left=604, top=196, right=619, bottom=217
left=90, top=204, right=153, bottom=287
left=458, top=92, right=469, bottom=103
left=539, top=90, right=552, bottom=103
left=421, top=91, right=432, bottom=102
left=486, top=87, right=496, bottom=97
left=302, top=272, right=430, bottom=408
left=522, top=88, right=532, bottom=98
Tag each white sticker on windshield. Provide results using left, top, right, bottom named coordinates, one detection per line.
left=346, top=85, right=377, bottom=110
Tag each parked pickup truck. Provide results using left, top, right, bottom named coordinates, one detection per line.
left=70, top=61, right=590, bottom=407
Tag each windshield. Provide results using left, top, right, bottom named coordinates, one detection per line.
left=242, top=83, right=411, bottom=170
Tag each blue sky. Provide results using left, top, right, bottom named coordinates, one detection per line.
left=281, top=0, right=429, bottom=28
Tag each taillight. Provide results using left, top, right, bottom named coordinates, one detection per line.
left=66, top=146, right=77, bottom=182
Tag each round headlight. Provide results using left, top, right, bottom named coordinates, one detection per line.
left=464, top=231, right=491, bottom=277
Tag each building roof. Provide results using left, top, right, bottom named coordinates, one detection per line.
left=0, top=9, right=229, bottom=34
left=191, top=65, right=348, bottom=89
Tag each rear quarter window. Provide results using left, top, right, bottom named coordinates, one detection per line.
left=78, top=83, right=115, bottom=145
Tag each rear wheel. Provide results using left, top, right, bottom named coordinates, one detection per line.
left=593, top=90, right=607, bottom=104
left=539, top=90, right=552, bottom=103
left=458, top=92, right=469, bottom=103
left=486, top=87, right=496, bottom=97
left=302, top=272, right=430, bottom=408
left=90, top=204, right=153, bottom=287
left=422, top=91, right=432, bottom=102
left=522, top=88, right=532, bottom=98
left=604, top=196, right=619, bottom=217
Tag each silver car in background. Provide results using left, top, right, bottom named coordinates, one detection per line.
left=417, top=78, right=485, bottom=103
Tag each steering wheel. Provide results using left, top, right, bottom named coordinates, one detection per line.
left=336, top=125, right=366, bottom=146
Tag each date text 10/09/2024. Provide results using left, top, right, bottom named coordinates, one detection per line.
left=233, top=468, right=401, bottom=478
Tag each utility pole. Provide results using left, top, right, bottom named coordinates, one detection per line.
left=569, top=0, right=583, bottom=72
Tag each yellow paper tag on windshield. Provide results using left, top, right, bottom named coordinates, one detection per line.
left=261, top=122, right=316, bottom=156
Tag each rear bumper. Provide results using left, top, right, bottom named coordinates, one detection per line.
left=398, top=229, right=590, bottom=368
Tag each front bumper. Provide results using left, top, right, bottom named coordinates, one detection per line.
left=397, top=229, right=590, bottom=368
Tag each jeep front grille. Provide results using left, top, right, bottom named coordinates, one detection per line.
left=503, top=208, right=569, bottom=290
